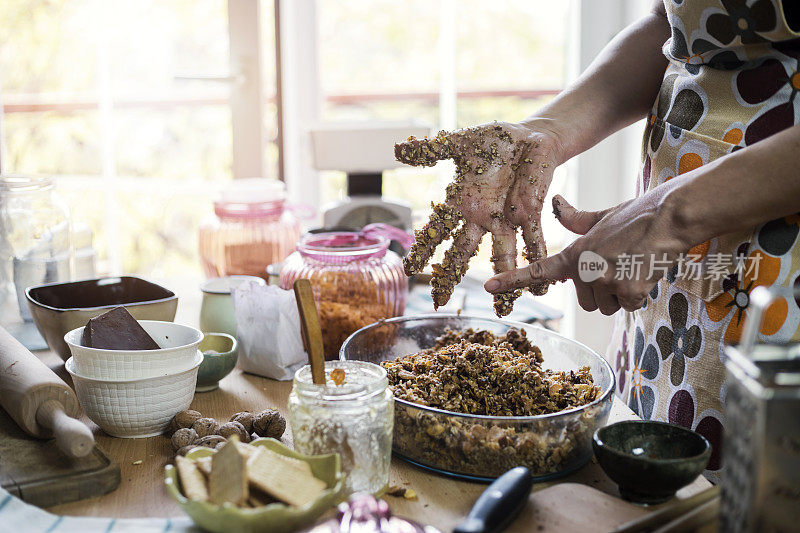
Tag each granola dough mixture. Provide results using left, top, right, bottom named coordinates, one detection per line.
left=383, top=328, right=600, bottom=416
left=381, top=328, right=607, bottom=477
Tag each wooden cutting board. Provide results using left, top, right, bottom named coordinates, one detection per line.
left=0, top=407, right=120, bottom=508
left=521, top=483, right=650, bottom=532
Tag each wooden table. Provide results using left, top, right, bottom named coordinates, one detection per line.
left=41, top=353, right=711, bottom=532
left=35, top=279, right=711, bottom=530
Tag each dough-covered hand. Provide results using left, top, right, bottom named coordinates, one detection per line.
left=395, top=121, right=560, bottom=316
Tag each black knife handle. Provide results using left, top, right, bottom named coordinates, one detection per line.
left=453, top=467, right=534, bottom=533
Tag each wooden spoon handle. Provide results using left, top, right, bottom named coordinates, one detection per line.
left=36, top=399, right=95, bottom=458
left=293, top=279, right=326, bottom=385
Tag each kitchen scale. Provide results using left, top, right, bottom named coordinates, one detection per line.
left=311, top=122, right=430, bottom=231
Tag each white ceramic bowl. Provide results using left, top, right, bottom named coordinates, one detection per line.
left=65, top=352, right=202, bottom=438
left=64, top=320, right=203, bottom=380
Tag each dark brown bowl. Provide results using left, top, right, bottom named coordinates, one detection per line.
left=592, top=421, right=711, bottom=504
left=26, top=276, right=178, bottom=360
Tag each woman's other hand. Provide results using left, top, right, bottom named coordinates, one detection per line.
left=484, top=189, right=690, bottom=315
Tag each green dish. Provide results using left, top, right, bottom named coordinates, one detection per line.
left=164, top=438, right=347, bottom=533
left=196, top=332, right=238, bottom=392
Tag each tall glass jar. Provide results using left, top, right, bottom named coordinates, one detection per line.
left=198, top=178, right=301, bottom=280
left=288, top=360, right=394, bottom=495
left=0, top=176, right=72, bottom=346
left=279, top=231, right=408, bottom=359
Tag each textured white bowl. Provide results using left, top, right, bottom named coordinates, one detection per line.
left=64, top=320, right=203, bottom=380
left=66, top=352, right=202, bottom=438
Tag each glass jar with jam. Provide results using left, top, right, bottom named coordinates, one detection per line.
left=199, top=178, right=302, bottom=280
left=279, top=231, right=408, bottom=359
left=288, top=360, right=394, bottom=494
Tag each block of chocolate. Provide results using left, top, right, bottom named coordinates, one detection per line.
left=81, top=306, right=161, bottom=350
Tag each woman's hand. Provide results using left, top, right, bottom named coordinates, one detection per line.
left=395, top=121, right=564, bottom=315
left=484, top=189, right=690, bottom=315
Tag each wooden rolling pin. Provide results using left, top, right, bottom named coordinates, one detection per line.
left=0, top=326, right=95, bottom=458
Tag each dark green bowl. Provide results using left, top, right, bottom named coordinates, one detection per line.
left=592, top=421, right=711, bottom=504
left=196, top=332, right=238, bottom=392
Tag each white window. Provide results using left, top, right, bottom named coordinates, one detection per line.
left=1, top=0, right=649, bottom=350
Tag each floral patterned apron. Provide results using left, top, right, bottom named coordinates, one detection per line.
left=606, top=0, right=800, bottom=481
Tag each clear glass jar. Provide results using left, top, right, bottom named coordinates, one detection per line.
left=288, top=360, right=394, bottom=494
left=279, top=231, right=408, bottom=359
left=0, top=176, right=72, bottom=345
left=198, top=178, right=302, bottom=279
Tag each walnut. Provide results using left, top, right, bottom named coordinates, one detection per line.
left=171, top=427, right=198, bottom=451
left=167, top=409, right=202, bottom=434
left=191, top=417, right=220, bottom=438
left=176, top=445, right=198, bottom=456
left=253, top=409, right=286, bottom=439
left=218, top=421, right=250, bottom=443
left=229, top=411, right=254, bottom=433
left=194, top=435, right=227, bottom=449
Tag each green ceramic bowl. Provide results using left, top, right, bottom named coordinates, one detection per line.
left=196, top=332, right=238, bottom=392
left=592, top=421, right=711, bottom=504
left=164, top=438, right=347, bottom=533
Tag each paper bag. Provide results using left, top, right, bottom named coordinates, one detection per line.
left=232, top=282, right=306, bottom=381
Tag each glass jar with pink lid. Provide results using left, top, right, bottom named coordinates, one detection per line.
left=199, top=178, right=303, bottom=279
left=279, top=227, right=409, bottom=360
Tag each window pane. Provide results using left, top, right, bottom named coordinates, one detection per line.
left=456, top=95, right=555, bottom=128
left=318, top=0, right=440, bottom=99
left=456, top=1, right=570, bottom=91
left=114, top=106, right=232, bottom=180
left=106, top=0, right=230, bottom=95
left=115, top=189, right=211, bottom=276
left=0, top=0, right=98, bottom=94
left=3, top=111, right=102, bottom=175
left=260, top=3, right=279, bottom=179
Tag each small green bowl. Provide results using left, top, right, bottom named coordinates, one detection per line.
left=196, top=332, right=238, bottom=392
left=164, top=438, right=347, bottom=533
left=592, top=421, right=711, bottom=504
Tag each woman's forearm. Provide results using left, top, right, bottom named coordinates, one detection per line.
left=522, top=1, right=670, bottom=163
left=664, top=124, right=800, bottom=248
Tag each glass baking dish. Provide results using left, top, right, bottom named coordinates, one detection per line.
left=340, top=315, right=615, bottom=482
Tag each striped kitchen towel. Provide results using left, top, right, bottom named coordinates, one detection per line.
left=0, top=486, right=198, bottom=532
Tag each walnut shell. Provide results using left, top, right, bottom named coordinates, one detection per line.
left=194, top=435, right=227, bottom=449
left=192, top=417, right=220, bottom=438
left=218, top=421, right=250, bottom=443
left=176, top=445, right=198, bottom=456
left=171, top=427, right=198, bottom=451
left=168, top=409, right=202, bottom=434
left=250, top=432, right=260, bottom=443
left=253, top=409, right=286, bottom=439
left=230, top=411, right=254, bottom=433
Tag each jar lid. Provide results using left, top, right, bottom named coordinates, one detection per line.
left=217, top=178, right=286, bottom=204
left=0, top=175, right=54, bottom=193
left=201, top=275, right=266, bottom=295
left=297, top=231, right=389, bottom=263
